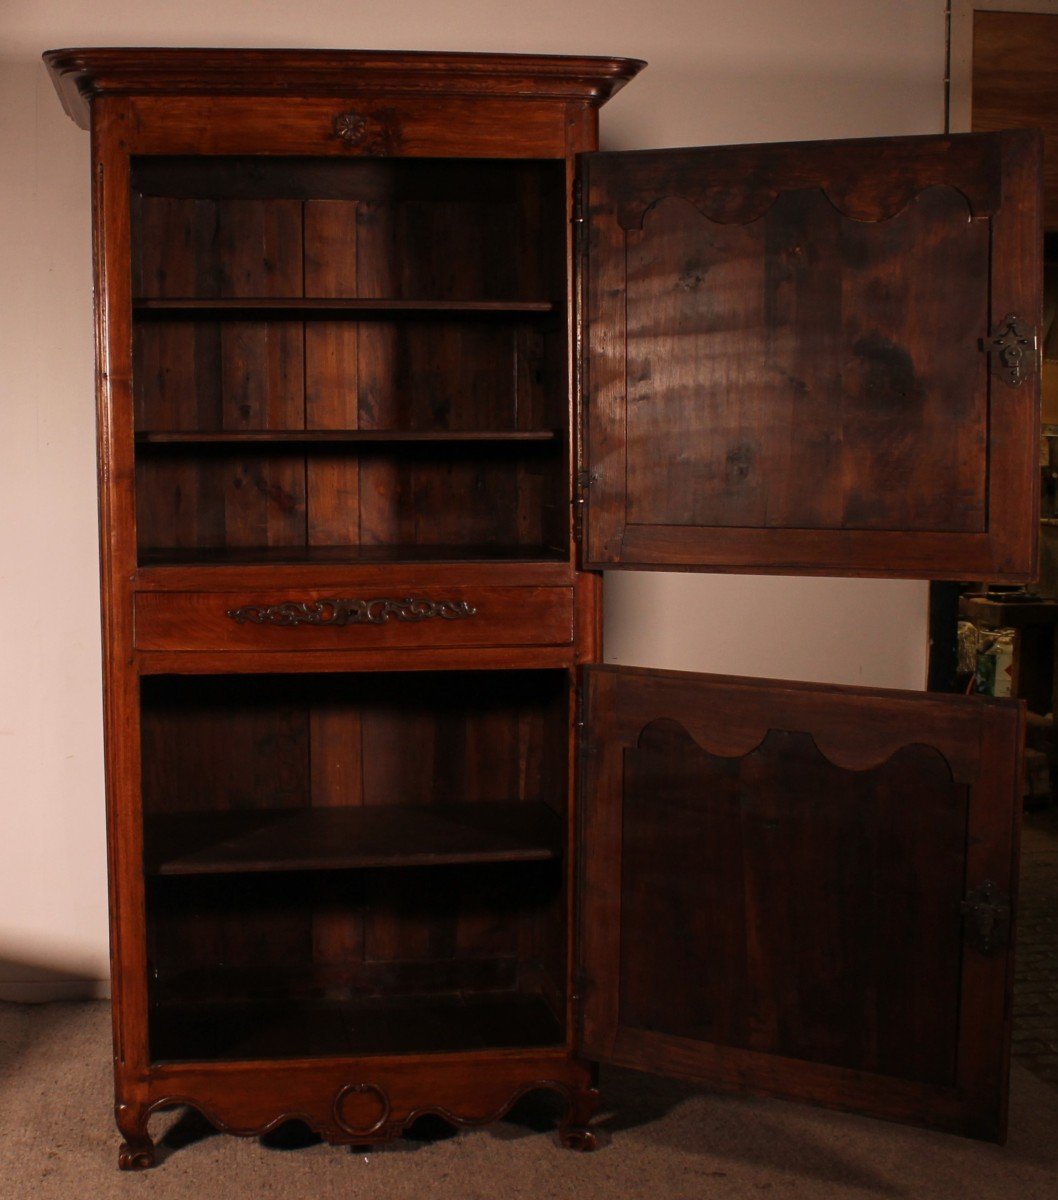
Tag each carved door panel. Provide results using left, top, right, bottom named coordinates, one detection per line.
left=577, top=665, right=1021, bottom=1140
left=581, top=131, right=1041, bottom=579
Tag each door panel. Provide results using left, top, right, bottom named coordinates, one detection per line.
left=578, top=665, right=1021, bottom=1139
left=582, top=132, right=1041, bottom=579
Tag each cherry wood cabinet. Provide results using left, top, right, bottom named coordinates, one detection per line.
left=44, top=47, right=1037, bottom=1169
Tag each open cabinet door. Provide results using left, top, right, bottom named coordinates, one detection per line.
left=577, top=665, right=1021, bottom=1140
left=581, top=132, right=1041, bottom=579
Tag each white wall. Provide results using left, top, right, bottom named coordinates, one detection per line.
left=0, top=0, right=944, bottom=998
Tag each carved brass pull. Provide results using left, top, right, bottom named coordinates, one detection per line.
left=960, top=880, right=1011, bottom=956
left=982, top=314, right=1037, bottom=387
left=226, top=597, right=476, bottom=627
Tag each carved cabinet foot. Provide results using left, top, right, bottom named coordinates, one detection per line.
left=558, top=1085, right=600, bottom=1151
left=116, top=1102, right=156, bottom=1170
left=117, top=1137, right=156, bottom=1171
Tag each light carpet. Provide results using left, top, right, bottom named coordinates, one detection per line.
left=1, top=1002, right=1056, bottom=1200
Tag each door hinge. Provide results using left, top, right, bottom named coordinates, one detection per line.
left=574, top=470, right=595, bottom=545
left=574, top=669, right=588, bottom=732
left=571, top=966, right=590, bottom=1007
left=961, top=880, right=1011, bottom=956
left=572, top=177, right=587, bottom=260
left=981, top=314, right=1037, bottom=387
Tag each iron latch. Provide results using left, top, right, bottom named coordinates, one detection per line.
left=982, top=314, right=1037, bottom=387
left=960, top=880, right=1011, bottom=956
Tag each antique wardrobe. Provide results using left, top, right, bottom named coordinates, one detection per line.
left=43, top=48, right=1039, bottom=1169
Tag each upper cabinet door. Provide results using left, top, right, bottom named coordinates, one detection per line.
left=577, top=665, right=1022, bottom=1140
left=581, top=132, right=1041, bottom=579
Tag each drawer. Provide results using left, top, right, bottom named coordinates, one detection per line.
left=135, top=587, right=574, bottom=653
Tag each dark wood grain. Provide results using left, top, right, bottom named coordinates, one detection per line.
left=146, top=802, right=563, bottom=874
left=134, top=585, right=573, bottom=652
left=50, top=41, right=1036, bottom=1169
left=302, top=197, right=361, bottom=554
left=137, top=544, right=569, bottom=567
left=43, top=47, right=645, bottom=129
left=583, top=131, right=1041, bottom=580
left=972, top=9, right=1058, bottom=229
left=53, top=46, right=617, bottom=1171
left=618, top=724, right=965, bottom=1082
left=149, top=992, right=564, bottom=1063
left=137, top=430, right=558, bottom=443
left=131, top=155, right=569, bottom=564
left=134, top=298, right=557, bottom=314
left=139, top=671, right=570, bottom=1046
left=578, top=665, right=1022, bottom=1140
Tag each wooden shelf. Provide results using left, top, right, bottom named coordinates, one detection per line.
left=145, top=802, right=563, bottom=876
left=136, top=429, right=558, bottom=445
left=149, top=991, right=564, bottom=1062
left=133, top=297, right=557, bottom=317
left=138, top=544, right=569, bottom=567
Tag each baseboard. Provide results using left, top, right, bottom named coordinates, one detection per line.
left=0, top=978, right=111, bottom=1003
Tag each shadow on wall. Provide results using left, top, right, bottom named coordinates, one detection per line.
left=0, top=954, right=109, bottom=1004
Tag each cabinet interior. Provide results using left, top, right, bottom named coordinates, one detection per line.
left=139, top=669, right=569, bottom=1063
left=130, top=157, right=570, bottom=566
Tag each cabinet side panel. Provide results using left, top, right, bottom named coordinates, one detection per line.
left=92, top=99, right=148, bottom=1079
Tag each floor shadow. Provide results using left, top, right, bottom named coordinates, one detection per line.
left=153, top=1105, right=222, bottom=1164
left=593, top=1067, right=910, bottom=1196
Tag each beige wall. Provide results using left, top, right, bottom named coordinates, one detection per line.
left=0, top=0, right=944, bottom=999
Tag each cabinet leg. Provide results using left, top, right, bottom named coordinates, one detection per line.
left=116, top=1103, right=156, bottom=1171
left=558, top=1085, right=600, bottom=1151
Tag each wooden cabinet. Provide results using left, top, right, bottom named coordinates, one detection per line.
left=44, top=47, right=1037, bottom=1169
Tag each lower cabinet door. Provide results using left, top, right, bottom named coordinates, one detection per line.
left=577, top=664, right=1022, bottom=1141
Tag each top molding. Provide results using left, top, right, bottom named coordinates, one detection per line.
left=43, top=47, right=647, bottom=129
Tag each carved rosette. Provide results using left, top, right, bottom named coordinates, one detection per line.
left=226, top=597, right=477, bottom=627
left=333, top=110, right=367, bottom=145
left=330, top=108, right=402, bottom=154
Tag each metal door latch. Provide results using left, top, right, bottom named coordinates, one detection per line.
left=982, top=314, right=1037, bottom=387
left=960, top=880, right=1011, bottom=956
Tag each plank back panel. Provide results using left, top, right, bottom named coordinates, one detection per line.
left=131, top=156, right=569, bottom=561
left=141, top=672, right=569, bottom=1036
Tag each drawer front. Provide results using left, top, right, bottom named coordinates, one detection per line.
left=135, top=587, right=573, bottom=653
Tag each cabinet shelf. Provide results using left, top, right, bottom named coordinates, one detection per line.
left=135, top=429, right=558, bottom=445
left=145, top=802, right=563, bottom=876
left=138, top=544, right=569, bottom=567
left=133, top=297, right=558, bottom=318
left=149, top=991, right=564, bottom=1062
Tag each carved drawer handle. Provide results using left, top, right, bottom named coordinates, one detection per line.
left=333, top=110, right=368, bottom=145
left=226, top=597, right=477, bottom=627
left=334, top=1082, right=390, bottom=1136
